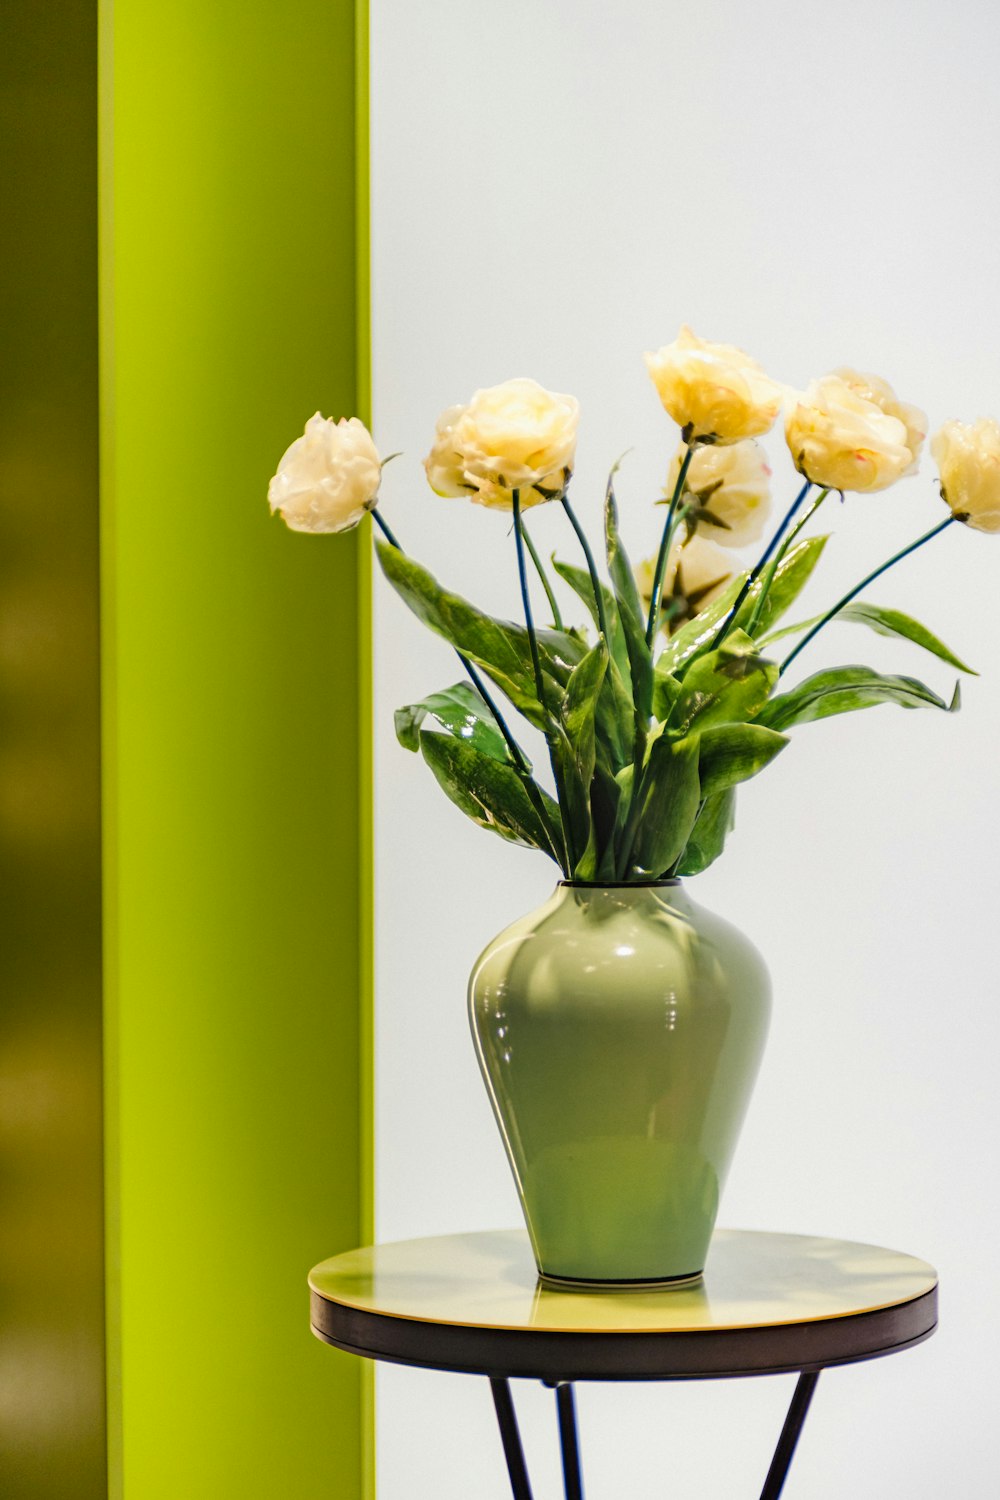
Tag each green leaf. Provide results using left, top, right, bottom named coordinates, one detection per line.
left=548, top=724, right=597, bottom=879
left=696, top=723, right=789, bottom=802
left=394, top=681, right=511, bottom=760
left=756, top=611, right=826, bottom=647
left=626, top=731, right=702, bottom=879
left=551, top=643, right=610, bottom=876
left=652, top=665, right=683, bottom=722
left=755, top=666, right=961, bottom=733
left=378, top=542, right=586, bottom=727
left=735, top=536, right=829, bottom=639
left=605, top=487, right=653, bottom=718
left=763, top=600, right=976, bottom=674
left=552, top=558, right=634, bottom=771
left=551, top=648, right=607, bottom=882
left=669, top=630, right=778, bottom=738
left=560, top=641, right=609, bottom=790
left=676, top=788, right=737, bottom=876
left=592, top=764, right=624, bottom=881
left=657, top=574, right=746, bottom=676
left=657, top=536, right=830, bottom=677
left=418, top=731, right=562, bottom=862
left=595, top=657, right=635, bottom=771
left=552, top=557, right=630, bottom=686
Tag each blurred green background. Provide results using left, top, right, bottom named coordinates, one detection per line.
left=1, top=1, right=371, bottom=1495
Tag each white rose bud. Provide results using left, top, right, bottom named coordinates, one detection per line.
left=932, top=418, right=1000, bottom=533
left=665, top=438, right=772, bottom=548
left=784, top=375, right=914, bottom=493
left=835, top=368, right=927, bottom=476
left=425, top=378, right=579, bottom=510
left=644, top=325, right=782, bottom=445
left=636, top=535, right=735, bottom=633
left=268, top=413, right=381, bottom=534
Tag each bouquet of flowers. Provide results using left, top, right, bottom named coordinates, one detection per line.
left=268, top=327, right=996, bottom=883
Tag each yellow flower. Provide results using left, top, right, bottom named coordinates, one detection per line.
left=835, top=368, right=926, bottom=476
left=665, top=439, right=772, bottom=548
left=424, top=378, right=579, bottom=510
left=932, top=419, right=1000, bottom=533
left=268, top=413, right=381, bottom=533
left=636, top=535, right=735, bottom=634
left=644, top=326, right=782, bottom=445
left=784, top=376, right=914, bottom=493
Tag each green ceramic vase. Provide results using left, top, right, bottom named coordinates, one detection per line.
left=468, top=880, right=771, bottom=1286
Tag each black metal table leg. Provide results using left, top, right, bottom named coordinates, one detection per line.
left=759, top=1370, right=820, bottom=1500
left=490, top=1377, right=534, bottom=1500
left=555, top=1382, right=585, bottom=1500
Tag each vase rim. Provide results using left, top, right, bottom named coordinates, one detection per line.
left=558, top=878, right=681, bottom=890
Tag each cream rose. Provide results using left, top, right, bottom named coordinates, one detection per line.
left=636, top=535, right=735, bottom=633
left=932, top=418, right=1000, bottom=533
left=425, top=378, right=579, bottom=510
left=644, top=326, right=782, bottom=445
left=665, top=438, right=772, bottom=548
left=268, top=413, right=381, bottom=533
left=784, top=376, right=914, bottom=493
left=835, top=368, right=926, bottom=476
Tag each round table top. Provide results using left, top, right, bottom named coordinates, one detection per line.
left=309, top=1228, right=938, bottom=1381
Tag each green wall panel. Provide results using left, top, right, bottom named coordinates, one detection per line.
left=0, top=3, right=106, bottom=1495
left=100, top=1, right=370, bottom=1495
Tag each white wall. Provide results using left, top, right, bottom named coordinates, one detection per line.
left=371, top=1, right=1000, bottom=1494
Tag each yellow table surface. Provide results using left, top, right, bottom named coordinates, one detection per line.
left=309, top=1228, right=937, bottom=1336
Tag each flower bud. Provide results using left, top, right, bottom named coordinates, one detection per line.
left=932, top=418, right=1000, bottom=533
left=644, top=326, right=782, bottom=445
left=665, top=439, right=771, bottom=548
left=636, top=535, right=735, bottom=634
left=268, top=413, right=381, bottom=533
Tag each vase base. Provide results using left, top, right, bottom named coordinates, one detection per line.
left=536, top=1267, right=704, bottom=1292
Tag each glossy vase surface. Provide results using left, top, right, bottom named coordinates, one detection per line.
left=468, top=881, right=771, bottom=1286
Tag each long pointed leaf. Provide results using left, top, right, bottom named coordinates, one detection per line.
left=676, top=788, right=737, bottom=876
left=658, top=536, right=829, bottom=675
left=697, top=723, right=789, bottom=801
left=735, top=535, right=829, bottom=638
left=560, top=641, right=609, bottom=789
left=762, top=600, right=975, bottom=673
left=596, top=657, right=634, bottom=770
left=668, top=631, right=778, bottom=737
left=756, top=665, right=961, bottom=732
left=605, top=487, right=653, bottom=718
left=378, top=542, right=585, bottom=727
left=418, top=732, right=561, bottom=862
left=395, top=681, right=512, bottom=760
left=552, top=557, right=630, bottom=684
left=657, top=574, right=746, bottom=676
left=626, top=731, right=702, bottom=879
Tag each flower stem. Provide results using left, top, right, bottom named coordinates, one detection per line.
left=513, top=491, right=573, bottom=869
left=780, top=514, right=957, bottom=676
left=782, top=486, right=830, bottom=553
left=371, top=507, right=403, bottom=551
left=521, top=519, right=564, bottom=629
left=560, top=494, right=612, bottom=644
left=512, top=491, right=549, bottom=712
left=646, top=443, right=696, bottom=647
left=709, top=480, right=813, bottom=651
left=744, top=488, right=830, bottom=636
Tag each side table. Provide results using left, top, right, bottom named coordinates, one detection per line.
left=309, top=1228, right=937, bottom=1499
